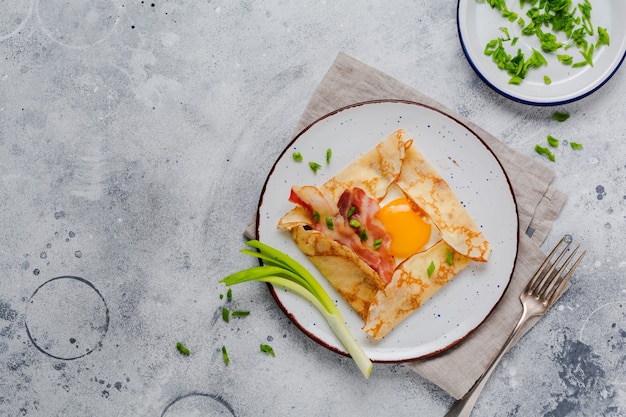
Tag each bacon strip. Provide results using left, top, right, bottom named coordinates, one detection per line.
left=289, top=186, right=395, bottom=284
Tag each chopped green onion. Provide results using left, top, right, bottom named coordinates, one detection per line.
left=260, top=344, right=275, bottom=357
left=544, top=75, right=552, bottom=85
left=535, top=144, right=555, bottom=162
left=373, top=238, right=383, bottom=250
left=222, top=345, right=230, bottom=365
left=557, top=54, right=573, bottom=65
left=547, top=135, right=559, bottom=147
left=349, top=218, right=361, bottom=228
left=325, top=217, right=334, bottom=230
left=227, top=288, right=232, bottom=301
left=220, top=240, right=372, bottom=378
left=446, top=248, right=453, bottom=266
left=219, top=293, right=224, bottom=300
left=346, top=206, right=356, bottom=218
left=427, top=261, right=436, bottom=277
left=312, top=211, right=321, bottom=223
left=309, top=162, right=322, bottom=173
left=597, top=27, right=610, bottom=47
left=232, top=310, right=250, bottom=317
left=552, top=112, right=570, bottom=122
left=222, top=307, right=230, bottom=323
left=326, top=148, right=332, bottom=164
left=358, top=229, right=368, bottom=241
left=570, top=142, right=583, bottom=150
left=176, top=341, right=190, bottom=356
left=292, top=152, right=303, bottom=162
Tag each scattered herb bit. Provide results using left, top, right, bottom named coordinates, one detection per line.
left=346, top=206, right=356, bottom=218
left=232, top=310, right=250, bottom=318
left=220, top=240, right=372, bottom=378
left=312, top=210, right=321, bottom=223
left=535, top=144, right=556, bottom=162
left=222, top=307, right=230, bottom=323
left=292, top=152, right=303, bottom=162
left=547, top=135, right=560, bottom=147
left=219, top=293, right=224, bottom=300
left=176, top=341, right=190, bottom=356
left=427, top=261, right=436, bottom=277
left=222, top=345, right=230, bottom=365
left=570, top=141, right=584, bottom=150
left=544, top=75, right=552, bottom=85
left=309, top=161, right=322, bottom=173
left=349, top=218, right=361, bottom=228
left=446, top=248, right=454, bottom=266
left=326, top=148, right=332, bottom=164
left=260, top=343, right=275, bottom=357
left=227, top=288, right=232, bottom=301
left=373, top=238, right=383, bottom=250
left=325, top=217, right=334, bottom=230
left=552, top=112, right=570, bottom=122
left=358, top=229, right=368, bottom=241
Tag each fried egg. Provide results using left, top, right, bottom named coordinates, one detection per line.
left=376, top=197, right=432, bottom=259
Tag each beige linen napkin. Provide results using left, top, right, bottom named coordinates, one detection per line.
left=250, top=52, right=567, bottom=399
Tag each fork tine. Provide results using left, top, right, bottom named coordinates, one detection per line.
left=545, top=248, right=586, bottom=305
left=526, top=236, right=568, bottom=294
left=532, top=241, right=573, bottom=298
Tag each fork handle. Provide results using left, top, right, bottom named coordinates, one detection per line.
left=443, top=308, right=532, bottom=417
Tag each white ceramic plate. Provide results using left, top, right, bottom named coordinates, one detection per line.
left=457, top=0, right=626, bottom=105
left=256, top=100, right=518, bottom=362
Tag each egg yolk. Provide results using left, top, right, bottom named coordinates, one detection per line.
left=376, top=197, right=432, bottom=259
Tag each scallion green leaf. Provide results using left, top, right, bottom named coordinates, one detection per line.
left=292, top=152, right=303, bottom=162
left=220, top=240, right=372, bottom=378
left=227, top=288, right=232, bottom=301
left=547, top=135, right=559, bottom=147
left=326, top=148, right=332, bottom=164
left=552, top=112, right=570, bottom=122
left=427, top=261, right=436, bottom=277
left=325, top=217, right=334, bottom=230
left=446, top=248, right=453, bottom=266
left=570, top=142, right=583, bottom=150
left=222, top=307, right=230, bottom=323
left=597, top=27, right=610, bottom=47
left=309, top=162, right=322, bottom=174
left=232, top=310, right=250, bottom=317
left=176, top=341, right=190, bottom=356
left=535, top=144, right=555, bottom=162
left=222, top=345, right=230, bottom=365
left=260, top=344, right=275, bottom=357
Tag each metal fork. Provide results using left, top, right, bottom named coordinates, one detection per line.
left=444, top=236, right=586, bottom=417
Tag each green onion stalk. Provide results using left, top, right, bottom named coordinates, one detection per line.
left=220, top=240, right=372, bottom=378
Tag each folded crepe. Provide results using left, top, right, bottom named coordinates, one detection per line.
left=278, top=129, right=490, bottom=339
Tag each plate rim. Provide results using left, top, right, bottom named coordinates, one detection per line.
left=255, top=99, right=520, bottom=362
left=456, top=0, right=626, bottom=106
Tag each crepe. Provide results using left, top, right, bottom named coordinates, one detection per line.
left=278, top=129, right=490, bottom=339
